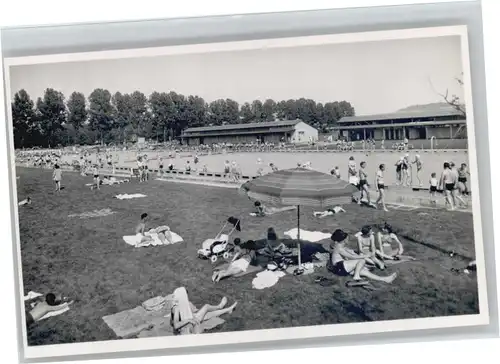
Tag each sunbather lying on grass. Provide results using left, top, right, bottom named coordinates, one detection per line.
left=313, top=206, right=346, bottom=218
left=328, top=229, right=397, bottom=284
left=212, top=239, right=258, bottom=282
left=170, top=287, right=237, bottom=335
left=250, top=201, right=295, bottom=217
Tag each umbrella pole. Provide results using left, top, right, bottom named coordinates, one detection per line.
left=297, top=205, right=302, bottom=267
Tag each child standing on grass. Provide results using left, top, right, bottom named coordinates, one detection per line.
left=92, top=165, right=100, bottom=190
left=52, top=165, right=62, bottom=192
left=429, top=172, right=438, bottom=205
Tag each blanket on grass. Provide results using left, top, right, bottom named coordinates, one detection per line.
left=123, top=229, right=183, bottom=247
left=103, top=295, right=225, bottom=339
left=284, top=228, right=331, bottom=243
left=115, top=194, right=147, bottom=200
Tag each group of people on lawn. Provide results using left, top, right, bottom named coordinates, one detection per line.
left=212, top=222, right=404, bottom=284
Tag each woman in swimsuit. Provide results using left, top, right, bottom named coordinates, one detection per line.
left=376, top=223, right=405, bottom=260
left=402, top=154, right=410, bottom=186
left=212, top=239, right=258, bottom=282
left=354, top=226, right=385, bottom=269
left=439, top=162, right=457, bottom=210
left=170, top=287, right=237, bottom=335
left=375, top=164, right=389, bottom=211
left=328, top=229, right=397, bottom=283
left=412, top=154, right=423, bottom=186
left=358, top=161, right=373, bottom=206
left=395, top=157, right=403, bottom=185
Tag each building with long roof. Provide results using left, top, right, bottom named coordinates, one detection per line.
left=331, top=104, right=466, bottom=141
left=181, top=119, right=318, bottom=145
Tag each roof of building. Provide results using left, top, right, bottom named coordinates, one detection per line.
left=338, top=104, right=465, bottom=123
left=182, top=119, right=302, bottom=134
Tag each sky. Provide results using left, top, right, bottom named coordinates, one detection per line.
left=8, top=35, right=464, bottom=116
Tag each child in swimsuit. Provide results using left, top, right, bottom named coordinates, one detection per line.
left=358, top=161, right=373, bottom=207
left=429, top=172, right=438, bottom=204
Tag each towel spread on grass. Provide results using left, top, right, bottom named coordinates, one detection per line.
left=284, top=228, right=331, bottom=243
left=252, top=270, right=286, bottom=290
left=123, top=229, right=183, bottom=247
left=102, top=295, right=225, bottom=339
left=115, top=193, right=147, bottom=200
left=68, top=208, right=116, bottom=219
left=38, top=305, right=71, bottom=321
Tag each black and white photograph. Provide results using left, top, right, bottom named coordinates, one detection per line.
left=3, top=25, right=489, bottom=359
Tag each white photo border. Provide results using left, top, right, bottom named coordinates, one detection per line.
left=2, top=24, right=490, bottom=360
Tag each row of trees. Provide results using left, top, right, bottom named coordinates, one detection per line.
left=11, top=88, right=356, bottom=148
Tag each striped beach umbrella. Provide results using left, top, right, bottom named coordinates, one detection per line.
left=240, top=167, right=357, bottom=270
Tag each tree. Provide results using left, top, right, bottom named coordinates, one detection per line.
left=434, top=75, right=466, bottom=116
left=262, top=99, right=277, bottom=121
left=208, top=99, right=227, bottom=126
left=67, top=92, right=87, bottom=129
left=88, top=88, right=114, bottom=144
left=224, top=99, right=240, bottom=124
left=240, top=102, right=253, bottom=123
left=251, top=100, right=264, bottom=121
left=11, top=89, right=36, bottom=148
left=129, top=91, right=149, bottom=137
left=36, top=88, right=67, bottom=147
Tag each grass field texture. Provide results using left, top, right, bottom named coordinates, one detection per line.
left=16, top=167, right=478, bottom=346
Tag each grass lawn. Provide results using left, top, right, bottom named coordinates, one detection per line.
left=16, top=167, right=479, bottom=346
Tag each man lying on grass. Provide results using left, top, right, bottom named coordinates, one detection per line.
left=328, top=229, right=397, bottom=284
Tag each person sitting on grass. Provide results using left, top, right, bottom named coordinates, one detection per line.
left=253, top=201, right=265, bottom=217
left=313, top=206, right=346, bottom=218
left=327, top=229, right=397, bottom=284
left=135, top=213, right=153, bottom=245
left=212, top=238, right=257, bottom=282
left=259, top=227, right=293, bottom=260
left=375, top=222, right=406, bottom=260
left=354, top=225, right=386, bottom=270
left=170, top=287, right=237, bottom=335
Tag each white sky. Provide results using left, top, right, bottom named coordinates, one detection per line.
left=9, top=35, right=464, bottom=116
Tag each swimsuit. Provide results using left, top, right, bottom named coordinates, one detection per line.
left=327, top=252, right=349, bottom=276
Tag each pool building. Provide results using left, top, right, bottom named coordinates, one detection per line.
left=331, top=105, right=467, bottom=141
left=181, top=119, right=319, bottom=145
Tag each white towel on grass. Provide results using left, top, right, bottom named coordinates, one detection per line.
left=284, top=228, right=330, bottom=243
left=252, top=270, right=286, bottom=290
left=115, top=194, right=147, bottom=200
left=123, top=230, right=183, bottom=247
left=38, top=306, right=71, bottom=321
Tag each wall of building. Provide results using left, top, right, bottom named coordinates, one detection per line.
left=291, top=122, right=319, bottom=143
